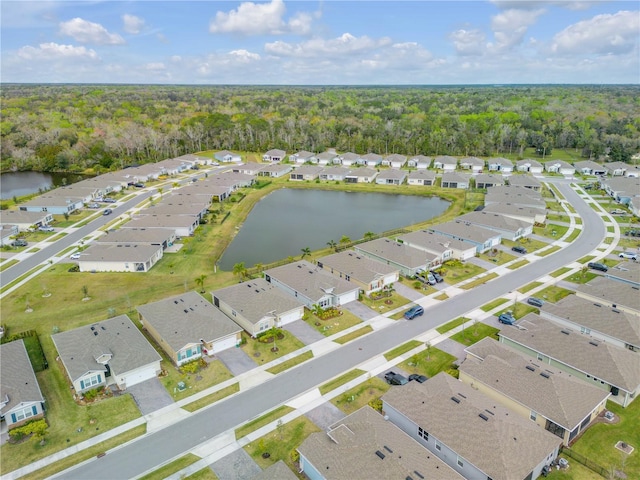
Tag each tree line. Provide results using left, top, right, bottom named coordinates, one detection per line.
left=1, top=84, right=638, bottom=173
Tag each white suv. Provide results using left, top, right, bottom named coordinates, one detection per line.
left=619, top=252, right=638, bottom=261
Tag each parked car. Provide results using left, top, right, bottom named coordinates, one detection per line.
left=512, top=245, right=527, bottom=254
left=70, top=253, right=81, bottom=260
left=14, top=239, right=28, bottom=247
left=133, top=183, right=145, bottom=188
left=87, top=203, right=100, bottom=209
left=619, top=252, right=638, bottom=261
left=404, top=305, right=424, bottom=320
left=103, top=209, right=113, bottom=216
left=212, top=162, right=220, bottom=166
left=385, top=371, right=409, bottom=386
left=527, top=297, right=545, bottom=308
left=408, top=374, right=428, bottom=383
left=416, top=270, right=436, bottom=285
left=498, top=312, right=517, bottom=325
left=430, top=271, right=444, bottom=283
left=588, top=262, right=608, bottom=272
left=610, top=209, right=625, bottom=215
left=625, top=229, right=640, bottom=237
left=102, top=198, right=117, bottom=203
left=38, top=225, right=54, bottom=232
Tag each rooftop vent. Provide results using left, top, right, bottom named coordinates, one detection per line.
left=375, top=450, right=385, bottom=460
left=485, top=409, right=495, bottom=415
left=184, top=309, right=188, bottom=313
left=540, top=372, right=550, bottom=379
left=91, top=326, right=95, bottom=331
left=413, top=471, right=425, bottom=480
left=561, top=330, right=571, bottom=335
left=458, top=393, right=467, bottom=399
left=383, top=445, right=393, bottom=453
left=451, top=396, right=461, bottom=404
left=612, top=309, right=621, bottom=313
left=479, top=413, right=489, bottom=421
left=297, top=265, right=303, bottom=268
left=589, top=341, right=599, bottom=347
left=593, top=303, right=602, bottom=307
left=101, top=326, right=106, bottom=331
left=174, top=300, right=179, bottom=304
left=526, top=365, right=536, bottom=372
left=93, top=331, right=98, bottom=336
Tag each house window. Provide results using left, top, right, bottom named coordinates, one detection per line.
left=530, top=410, right=537, bottom=421
left=12, top=405, right=36, bottom=422
left=457, top=456, right=464, bottom=468
left=580, top=327, right=591, bottom=334
left=435, top=440, right=442, bottom=451
left=418, top=427, right=428, bottom=441
left=537, top=353, right=543, bottom=361
left=345, top=275, right=350, bottom=281
left=82, top=373, right=102, bottom=389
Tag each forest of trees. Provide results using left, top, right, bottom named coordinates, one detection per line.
left=1, top=84, right=638, bottom=174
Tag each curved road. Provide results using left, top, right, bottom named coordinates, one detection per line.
left=58, top=182, right=606, bottom=479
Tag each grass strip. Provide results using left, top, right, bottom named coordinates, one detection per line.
left=480, top=298, right=510, bottom=312
left=235, top=405, right=294, bottom=440
left=459, top=272, right=498, bottom=290
left=0, top=259, right=19, bottom=272
left=384, top=340, right=422, bottom=361
left=139, top=453, right=200, bottom=480
left=507, top=259, right=529, bottom=270
left=436, top=316, right=470, bottom=334
left=182, top=384, right=240, bottom=413
left=185, top=467, right=219, bottom=480
left=334, top=326, right=373, bottom=344
left=518, top=281, right=542, bottom=294
left=537, top=245, right=562, bottom=257
left=266, top=351, right=314, bottom=374
left=550, top=267, right=571, bottom=278
left=319, top=369, right=366, bottom=396
left=434, top=292, right=449, bottom=301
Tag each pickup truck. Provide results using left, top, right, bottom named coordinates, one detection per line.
left=384, top=371, right=408, bottom=386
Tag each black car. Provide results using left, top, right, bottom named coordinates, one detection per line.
left=430, top=271, right=444, bottom=283
left=408, top=374, right=428, bottom=383
left=588, top=262, right=608, bottom=272
left=384, top=371, right=408, bottom=386
left=512, top=245, right=527, bottom=254
left=14, top=239, right=28, bottom=247
left=527, top=297, right=545, bottom=308
left=103, top=208, right=113, bottom=216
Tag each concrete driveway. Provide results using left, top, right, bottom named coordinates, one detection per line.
left=127, top=378, right=174, bottom=416
left=342, top=300, right=379, bottom=321
left=435, top=338, right=467, bottom=366
left=216, top=347, right=257, bottom=376
left=210, top=447, right=261, bottom=480
left=283, top=319, right=325, bottom=345
left=304, top=401, right=346, bottom=430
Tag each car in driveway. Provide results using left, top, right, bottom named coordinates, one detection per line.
left=103, top=208, right=113, bottom=216
left=408, top=374, right=428, bottom=383
left=385, top=371, right=409, bottom=386
left=512, top=245, right=527, bottom=254
left=619, top=252, right=638, bottom=261
left=102, top=198, right=117, bottom=203
left=404, top=305, right=424, bottom=320
left=38, top=225, right=54, bottom=232
left=430, top=270, right=444, bottom=283
left=70, top=253, right=81, bottom=260
left=498, top=312, right=517, bottom=325
left=588, top=262, right=608, bottom=272
left=527, top=297, right=545, bottom=308
left=13, top=239, right=28, bottom=247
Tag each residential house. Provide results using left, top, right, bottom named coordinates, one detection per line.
left=604, top=161, right=629, bottom=176
left=545, top=160, right=576, bottom=176
left=1, top=224, right=19, bottom=246
left=19, top=193, right=84, bottom=215
left=124, top=214, right=199, bottom=238
left=507, top=174, right=542, bottom=191
left=289, top=151, right=317, bottom=164
left=204, top=171, right=256, bottom=190
left=137, top=291, right=242, bottom=365
left=258, top=164, right=293, bottom=178
left=540, top=294, right=640, bottom=351
left=516, top=159, right=544, bottom=174
left=319, top=166, right=351, bottom=182
left=262, top=149, right=286, bottom=163
left=474, top=173, right=504, bottom=189
left=461, top=338, right=610, bottom=446
left=382, top=372, right=561, bottom=480
left=51, top=315, right=162, bottom=394
left=407, top=170, right=436, bottom=186
left=96, top=228, right=176, bottom=250
left=499, top=314, right=640, bottom=407
left=427, top=221, right=501, bottom=254
left=344, top=167, right=377, bottom=184
left=157, top=158, right=193, bottom=174
left=354, top=238, right=437, bottom=277
left=0, top=340, right=45, bottom=429
left=232, top=163, right=266, bottom=176
left=264, top=260, right=359, bottom=309
left=600, top=177, right=640, bottom=206
left=0, top=210, right=54, bottom=231
left=481, top=203, right=546, bottom=225
left=212, top=278, right=305, bottom=337
left=78, top=243, right=163, bottom=273
left=630, top=197, right=640, bottom=217
left=605, top=261, right=640, bottom=287
left=484, top=185, right=546, bottom=209
left=214, top=150, right=242, bottom=163
left=487, top=157, right=514, bottom=173
left=375, top=169, right=407, bottom=185
left=338, top=152, right=361, bottom=166
left=362, top=153, right=383, bottom=167
left=573, top=276, right=640, bottom=315
left=316, top=151, right=339, bottom=166
left=407, top=155, right=432, bottom=169
left=574, top=160, right=607, bottom=176
left=441, top=172, right=471, bottom=189
left=397, top=230, right=476, bottom=261
left=289, top=165, right=323, bottom=181
left=459, top=156, right=484, bottom=173
left=383, top=154, right=407, bottom=168
left=298, top=406, right=463, bottom=480
left=177, top=184, right=228, bottom=202
left=433, top=155, right=458, bottom=171
left=456, top=211, right=533, bottom=241
left=316, top=250, right=400, bottom=296
left=139, top=202, right=209, bottom=221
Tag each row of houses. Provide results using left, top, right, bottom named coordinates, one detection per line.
left=599, top=176, right=640, bottom=216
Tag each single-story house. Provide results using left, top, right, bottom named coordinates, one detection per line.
left=574, top=161, right=607, bottom=176
left=214, top=150, right=242, bottom=163
left=298, top=406, right=463, bottom=480
left=316, top=151, right=339, bottom=166
left=382, top=372, right=561, bottom=480
left=545, top=160, right=575, bottom=176
left=630, top=197, right=640, bottom=217
left=137, top=291, right=242, bottom=366
left=441, top=172, right=471, bottom=189
left=507, top=174, right=542, bottom=191
left=407, top=170, right=437, bottom=186
left=316, top=250, right=400, bottom=296
left=262, top=149, right=286, bottom=163
left=516, top=159, right=544, bottom=174
left=0, top=339, right=45, bottom=429
left=481, top=203, right=547, bottom=224
left=232, top=162, right=266, bottom=176
left=433, top=155, right=458, bottom=171
left=0, top=210, right=54, bottom=231
left=459, top=156, right=484, bottom=173
left=338, top=152, right=361, bottom=166
left=264, top=260, right=360, bottom=309
left=456, top=211, right=533, bottom=241
left=362, top=153, right=383, bottom=167
left=212, top=278, right=305, bottom=337
left=487, top=157, right=514, bottom=173
left=204, top=171, right=256, bottom=190
left=540, top=294, right=640, bottom=352
left=177, top=184, right=228, bottom=202
left=1, top=224, right=18, bottom=246
left=383, top=154, right=407, bottom=168
left=461, top=338, right=610, bottom=446
left=573, top=276, right=640, bottom=315
left=289, top=150, right=317, bottom=164
left=19, top=193, right=84, bottom=215
left=604, top=161, right=629, bottom=177
left=96, top=228, right=176, bottom=250
left=407, top=155, right=432, bottom=169
left=499, top=314, right=640, bottom=407
left=605, top=261, right=640, bottom=287
left=484, top=185, right=546, bottom=209
left=600, top=177, right=640, bottom=206
left=319, top=166, right=351, bottom=182
left=289, top=165, right=324, bottom=181
left=51, top=315, right=162, bottom=394
left=125, top=214, right=199, bottom=238
left=139, top=202, right=209, bottom=221
left=354, top=238, right=437, bottom=277
left=375, top=169, right=406, bottom=185
left=427, top=221, right=501, bottom=254
left=344, top=167, right=377, bottom=183
left=474, top=173, right=504, bottom=189
left=258, top=164, right=293, bottom=178
left=397, top=230, right=476, bottom=261
left=78, top=243, right=163, bottom=273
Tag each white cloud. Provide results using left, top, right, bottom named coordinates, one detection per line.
left=123, top=14, right=145, bottom=35
left=265, top=33, right=392, bottom=57
left=492, top=1, right=593, bottom=11
left=551, top=10, right=640, bottom=55
left=209, top=0, right=315, bottom=35
left=17, top=42, right=99, bottom=61
left=490, top=8, right=545, bottom=51
left=450, top=29, right=487, bottom=56
left=229, top=49, right=261, bottom=62
left=144, top=62, right=166, bottom=71
left=59, top=18, right=125, bottom=45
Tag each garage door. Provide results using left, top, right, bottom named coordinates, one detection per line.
left=211, top=335, right=238, bottom=354
left=122, top=366, right=158, bottom=388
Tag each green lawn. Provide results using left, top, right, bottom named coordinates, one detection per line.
left=437, top=316, right=471, bottom=333
left=507, top=259, right=529, bottom=270
left=384, top=340, right=422, bottom=361
left=442, top=263, right=487, bottom=285
left=478, top=250, right=516, bottom=266
left=480, top=299, right=510, bottom=312
left=551, top=267, right=572, bottom=278
left=358, top=290, right=412, bottom=313
left=400, top=346, right=458, bottom=378
left=240, top=331, right=306, bottom=366
left=565, top=271, right=598, bottom=284
left=535, top=286, right=574, bottom=303
left=534, top=223, right=569, bottom=239
left=518, top=281, right=543, bottom=294
left=319, top=369, right=366, bottom=396
left=139, top=454, right=200, bottom=480
left=158, top=356, right=234, bottom=402
left=266, top=351, right=314, bottom=374
left=460, top=272, right=498, bottom=290
left=545, top=454, right=604, bottom=480
left=537, top=245, right=562, bottom=257
left=334, top=326, right=373, bottom=345
left=330, top=377, right=390, bottom=415
left=497, top=302, right=539, bottom=319
left=449, top=323, right=500, bottom=347
left=182, top=384, right=240, bottom=413
left=302, top=308, right=362, bottom=337
left=235, top=405, right=294, bottom=440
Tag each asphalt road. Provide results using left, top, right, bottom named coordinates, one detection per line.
left=58, top=182, right=606, bottom=479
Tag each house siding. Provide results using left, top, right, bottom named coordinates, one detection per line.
left=6, top=402, right=45, bottom=429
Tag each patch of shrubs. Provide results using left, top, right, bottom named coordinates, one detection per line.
left=9, top=418, right=48, bottom=443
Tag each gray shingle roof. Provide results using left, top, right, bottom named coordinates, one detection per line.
left=51, top=315, right=161, bottom=382
left=96, top=228, right=174, bottom=245
left=383, top=373, right=561, bottom=480
left=456, top=211, right=533, bottom=233
left=463, top=338, right=610, bottom=430
left=0, top=340, right=44, bottom=415
left=397, top=230, right=473, bottom=255
left=428, top=221, right=500, bottom=244
left=298, top=406, right=463, bottom=480
left=355, top=238, right=435, bottom=269
left=573, top=277, right=640, bottom=313
left=508, top=175, right=543, bottom=188
left=81, top=243, right=162, bottom=262
left=137, top=291, right=242, bottom=352
left=317, top=250, right=399, bottom=284
left=376, top=169, right=407, bottom=180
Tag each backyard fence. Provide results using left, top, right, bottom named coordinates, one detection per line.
left=1, top=329, right=48, bottom=371
left=560, top=446, right=609, bottom=478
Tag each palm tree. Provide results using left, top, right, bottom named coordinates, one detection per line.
left=339, top=235, right=351, bottom=245
left=233, top=262, right=247, bottom=281
left=254, top=263, right=264, bottom=274
left=364, top=231, right=375, bottom=241
left=195, top=274, right=207, bottom=293
left=327, top=239, right=337, bottom=250
left=301, top=247, right=311, bottom=259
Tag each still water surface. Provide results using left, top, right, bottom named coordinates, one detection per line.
left=1, top=171, right=89, bottom=199
left=218, top=189, right=450, bottom=270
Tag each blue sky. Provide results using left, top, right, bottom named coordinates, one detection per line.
left=1, top=1, right=638, bottom=84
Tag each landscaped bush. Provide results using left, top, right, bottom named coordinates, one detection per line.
left=8, top=418, right=48, bottom=443
left=82, top=386, right=105, bottom=401
left=180, top=358, right=206, bottom=374
left=368, top=398, right=383, bottom=412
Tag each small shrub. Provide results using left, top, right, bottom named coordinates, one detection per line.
left=368, top=398, right=383, bottom=412
left=8, top=418, right=48, bottom=442
left=82, top=386, right=104, bottom=401
left=180, top=358, right=205, bottom=374
left=290, top=449, right=300, bottom=463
